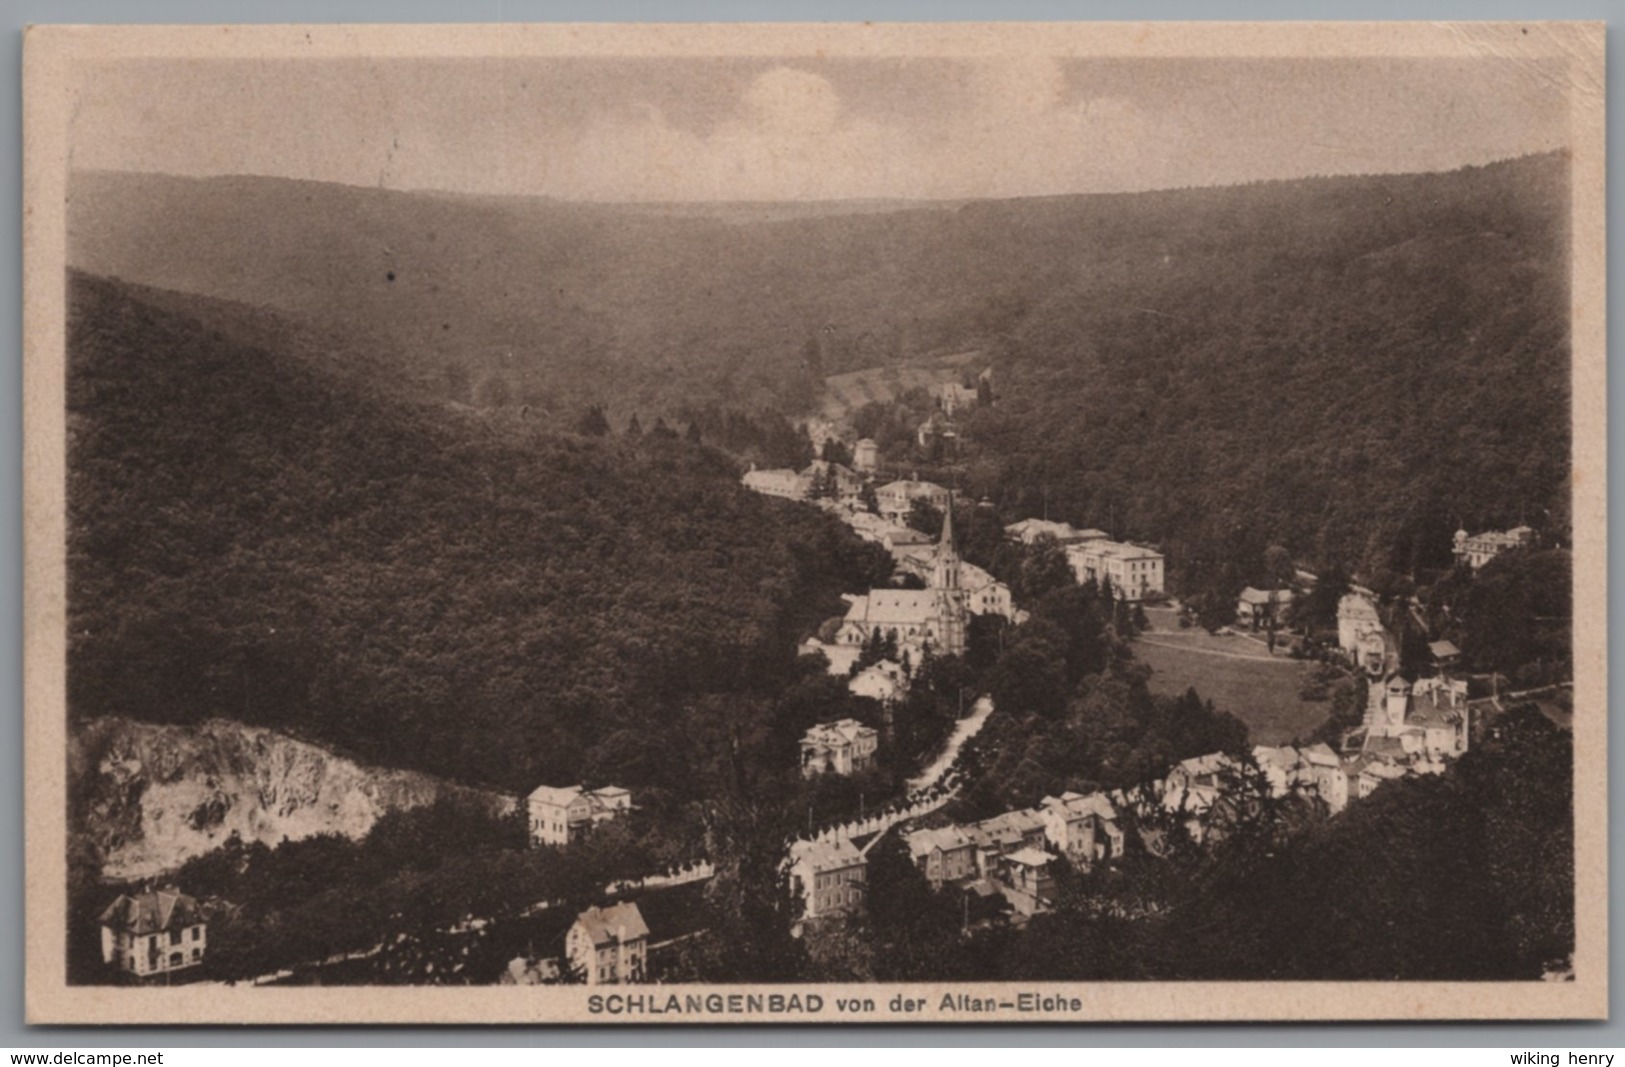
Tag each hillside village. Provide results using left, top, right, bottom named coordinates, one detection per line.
left=67, top=153, right=1577, bottom=990
left=92, top=393, right=1570, bottom=989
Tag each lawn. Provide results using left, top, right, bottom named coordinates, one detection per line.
left=1133, top=634, right=1329, bottom=746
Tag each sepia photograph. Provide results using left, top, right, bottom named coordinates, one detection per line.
left=22, top=21, right=1606, bottom=1024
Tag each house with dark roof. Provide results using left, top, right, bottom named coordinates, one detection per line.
left=99, top=888, right=207, bottom=978
left=566, top=902, right=649, bottom=985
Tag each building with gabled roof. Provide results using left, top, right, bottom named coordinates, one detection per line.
left=527, top=784, right=634, bottom=847
left=1252, top=745, right=1311, bottom=798
left=849, top=660, right=907, bottom=704
left=1237, top=586, right=1294, bottom=627
left=566, top=902, right=649, bottom=985
left=1038, top=791, right=1123, bottom=868
left=906, top=825, right=978, bottom=888
left=99, top=888, right=207, bottom=977
left=1300, top=742, right=1351, bottom=813
left=788, top=838, right=867, bottom=921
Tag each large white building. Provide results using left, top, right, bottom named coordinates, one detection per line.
left=566, top=902, right=648, bottom=985
left=1453, top=525, right=1534, bottom=569
left=1065, top=539, right=1165, bottom=600
left=526, top=784, right=634, bottom=847
left=788, top=838, right=868, bottom=921
left=800, top=718, right=880, bottom=777
left=99, top=888, right=207, bottom=978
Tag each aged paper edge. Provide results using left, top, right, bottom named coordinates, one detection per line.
left=21, top=21, right=1608, bottom=1025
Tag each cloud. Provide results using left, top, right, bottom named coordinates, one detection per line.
left=69, top=56, right=1572, bottom=202
left=545, top=67, right=920, bottom=201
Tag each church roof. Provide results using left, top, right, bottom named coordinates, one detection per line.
left=843, top=590, right=945, bottom=627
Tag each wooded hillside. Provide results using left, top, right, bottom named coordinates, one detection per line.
left=66, top=271, right=890, bottom=794
left=70, top=154, right=1570, bottom=577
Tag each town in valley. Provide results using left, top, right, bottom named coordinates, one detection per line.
left=61, top=51, right=1578, bottom=993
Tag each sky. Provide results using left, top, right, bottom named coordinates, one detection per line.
left=68, top=54, right=1572, bottom=201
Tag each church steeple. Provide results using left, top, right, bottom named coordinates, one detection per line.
left=934, top=492, right=960, bottom=591
left=931, top=491, right=968, bottom=656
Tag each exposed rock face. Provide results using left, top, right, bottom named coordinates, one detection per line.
left=70, top=717, right=516, bottom=881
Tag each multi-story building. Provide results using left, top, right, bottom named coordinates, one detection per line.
left=99, top=888, right=207, bottom=978
left=1038, top=792, right=1123, bottom=868
left=1065, top=540, right=1165, bottom=601
left=1452, top=525, right=1534, bottom=570
left=566, top=902, right=648, bottom=985
left=1356, top=673, right=1470, bottom=762
left=526, top=784, right=634, bottom=847
left=799, top=719, right=880, bottom=777
left=852, top=438, right=880, bottom=474
left=788, top=838, right=868, bottom=921
left=905, top=825, right=979, bottom=888
left=874, top=477, right=951, bottom=524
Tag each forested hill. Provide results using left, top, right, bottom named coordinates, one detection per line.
left=70, top=155, right=1570, bottom=578
left=963, top=152, right=1570, bottom=579
left=66, top=270, right=890, bottom=794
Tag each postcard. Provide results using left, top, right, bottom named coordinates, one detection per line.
left=22, top=21, right=1606, bottom=1023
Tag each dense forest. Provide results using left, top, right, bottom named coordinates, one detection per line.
left=66, top=271, right=892, bottom=798
left=966, top=154, right=1570, bottom=581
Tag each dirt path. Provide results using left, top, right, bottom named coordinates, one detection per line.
left=907, top=695, right=994, bottom=794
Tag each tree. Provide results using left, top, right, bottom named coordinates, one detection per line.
left=1263, top=544, right=1295, bottom=589
left=907, top=500, right=944, bottom=539
left=574, top=404, right=611, bottom=437
left=820, top=438, right=853, bottom=467
left=625, top=413, right=643, bottom=438
left=1016, top=538, right=1076, bottom=604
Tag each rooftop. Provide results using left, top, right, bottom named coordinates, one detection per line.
left=574, top=902, right=650, bottom=947
left=99, top=889, right=203, bottom=936
left=790, top=837, right=866, bottom=873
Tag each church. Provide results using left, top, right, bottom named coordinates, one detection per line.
left=835, top=501, right=969, bottom=657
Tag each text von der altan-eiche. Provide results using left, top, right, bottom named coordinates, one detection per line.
left=584, top=991, right=1087, bottom=1017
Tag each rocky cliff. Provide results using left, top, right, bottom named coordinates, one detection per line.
left=70, top=717, right=516, bottom=881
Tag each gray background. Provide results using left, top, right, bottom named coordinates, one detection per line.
left=3, top=0, right=1618, bottom=1046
